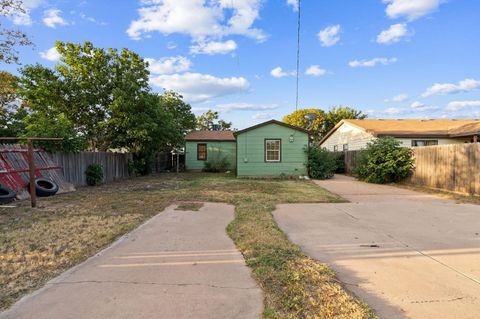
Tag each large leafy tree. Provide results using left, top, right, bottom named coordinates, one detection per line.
left=0, top=70, right=26, bottom=136
left=282, top=108, right=325, bottom=138
left=196, top=110, right=232, bottom=131
left=18, top=41, right=196, bottom=172
left=54, top=41, right=151, bottom=150
left=322, top=106, right=367, bottom=136
left=0, top=0, right=33, bottom=64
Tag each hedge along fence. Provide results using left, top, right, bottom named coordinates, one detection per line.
left=340, top=143, right=480, bottom=195
left=51, top=152, right=132, bottom=187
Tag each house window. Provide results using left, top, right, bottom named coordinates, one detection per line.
left=333, top=145, right=338, bottom=152
left=197, top=143, right=207, bottom=160
left=343, top=144, right=349, bottom=151
left=265, top=139, right=281, bottom=162
left=411, top=140, right=438, bottom=147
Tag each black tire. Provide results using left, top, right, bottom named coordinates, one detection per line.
left=0, top=185, right=16, bottom=204
left=33, top=178, right=59, bottom=197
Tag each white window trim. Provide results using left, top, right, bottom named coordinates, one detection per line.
left=265, top=139, right=281, bottom=162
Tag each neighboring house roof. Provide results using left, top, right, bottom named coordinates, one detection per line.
left=320, top=119, right=480, bottom=144
left=185, top=130, right=236, bottom=142
left=233, top=119, right=309, bottom=136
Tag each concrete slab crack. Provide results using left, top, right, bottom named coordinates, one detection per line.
left=410, top=297, right=466, bottom=304
left=49, top=280, right=258, bottom=290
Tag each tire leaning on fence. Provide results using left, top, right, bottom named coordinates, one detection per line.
left=0, top=185, right=16, bottom=204
left=31, top=178, right=59, bottom=197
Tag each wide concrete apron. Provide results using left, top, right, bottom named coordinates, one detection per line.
left=1, top=202, right=262, bottom=319
left=274, top=175, right=480, bottom=319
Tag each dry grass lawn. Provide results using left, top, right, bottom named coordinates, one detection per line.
left=0, top=173, right=376, bottom=318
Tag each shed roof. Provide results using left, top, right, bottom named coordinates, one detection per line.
left=185, top=130, right=236, bottom=142
left=320, top=119, right=480, bottom=144
left=234, top=119, right=308, bottom=136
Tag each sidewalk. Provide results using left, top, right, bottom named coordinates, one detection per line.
left=1, top=202, right=262, bottom=319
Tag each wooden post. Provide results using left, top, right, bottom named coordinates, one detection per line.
left=474, top=135, right=478, bottom=143
left=27, top=139, right=37, bottom=208
left=176, top=153, right=179, bottom=174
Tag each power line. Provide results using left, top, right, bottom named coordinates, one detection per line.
left=295, top=0, right=301, bottom=111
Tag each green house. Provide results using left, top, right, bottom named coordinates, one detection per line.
left=185, top=120, right=309, bottom=177
left=185, top=130, right=237, bottom=171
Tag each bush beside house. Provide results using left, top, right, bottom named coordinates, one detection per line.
left=354, top=137, right=414, bottom=184
left=307, top=146, right=337, bottom=179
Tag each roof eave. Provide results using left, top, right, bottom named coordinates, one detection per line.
left=234, top=119, right=308, bottom=136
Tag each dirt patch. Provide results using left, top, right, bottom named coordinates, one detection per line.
left=175, top=202, right=204, bottom=211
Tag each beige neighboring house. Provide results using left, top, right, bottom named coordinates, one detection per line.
left=320, top=119, right=480, bottom=151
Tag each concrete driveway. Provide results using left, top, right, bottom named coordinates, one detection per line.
left=1, top=203, right=262, bottom=319
left=274, top=175, right=480, bottom=319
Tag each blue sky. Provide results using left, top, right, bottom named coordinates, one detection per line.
left=2, top=0, right=480, bottom=129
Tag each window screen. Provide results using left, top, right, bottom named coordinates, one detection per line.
left=265, top=139, right=281, bottom=162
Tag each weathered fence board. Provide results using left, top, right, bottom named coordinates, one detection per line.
left=52, top=152, right=132, bottom=187
left=344, top=150, right=361, bottom=174
left=341, top=144, right=480, bottom=195
left=409, top=144, right=480, bottom=195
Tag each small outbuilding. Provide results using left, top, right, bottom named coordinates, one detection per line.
left=185, top=120, right=309, bottom=177
left=185, top=130, right=237, bottom=171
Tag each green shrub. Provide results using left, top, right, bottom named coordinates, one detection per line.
left=85, top=164, right=104, bottom=186
left=307, top=146, right=337, bottom=179
left=129, top=152, right=155, bottom=176
left=354, top=137, right=414, bottom=184
left=204, top=150, right=230, bottom=172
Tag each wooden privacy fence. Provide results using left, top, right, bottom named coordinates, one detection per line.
left=344, top=150, right=361, bottom=174
left=51, top=152, right=132, bottom=187
left=409, top=143, right=480, bottom=195
left=340, top=144, right=480, bottom=195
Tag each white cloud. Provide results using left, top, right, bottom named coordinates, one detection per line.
left=145, top=56, right=192, bottom=75
left=216, top=102, right=278, bottom=112
left=376, top=23, right=410, bottom=44
left=79, top=13, right=107, bottom=26
left=446, top=100, right=480, bottom=111
left=305, top=65, right=326, bottom=77
left=150, top=72, right=249, bottom=103
left=252, top=112, right=277, bottom=120
left=43, top=9, right=68, bottom=28
left=349, top=57, right=398, bottom=68
left=190, top=40, right=237, bottom=55
left=388, top=93, right=409, bottom=102
left=421, top=79, right=480, bottom=98
left=286, top=0, right=298, bottom=11
left=384, top=107, right=404, bottom=115
left=270, top=67, right=294, bottom=78
left=39, top=47, right=61, bottom=61
left=318, top=24, right=341, bottom=47
left=410, top=101, right=439, bottom=111
left=384, top=0, right=441, bottom=21
left=166, top=42, right=177, bottom=49
left=127, top=0, right=266, bottom=42
left=381, top=102, right=439, bottom=116
left=8, top=0, right=44, bottom=25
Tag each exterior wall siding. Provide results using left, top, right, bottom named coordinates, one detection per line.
left=321, top=122, right=374, bottom=151
left=236, top=123, right=308, bottom=177
left=185, top=141, right=236, bottom=171
left=321, top=122, right=472, bottom=151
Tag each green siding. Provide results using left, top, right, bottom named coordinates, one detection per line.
left=236, top=123, right=308, bottom=177
left=185, top=141, right=236, bottom=171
